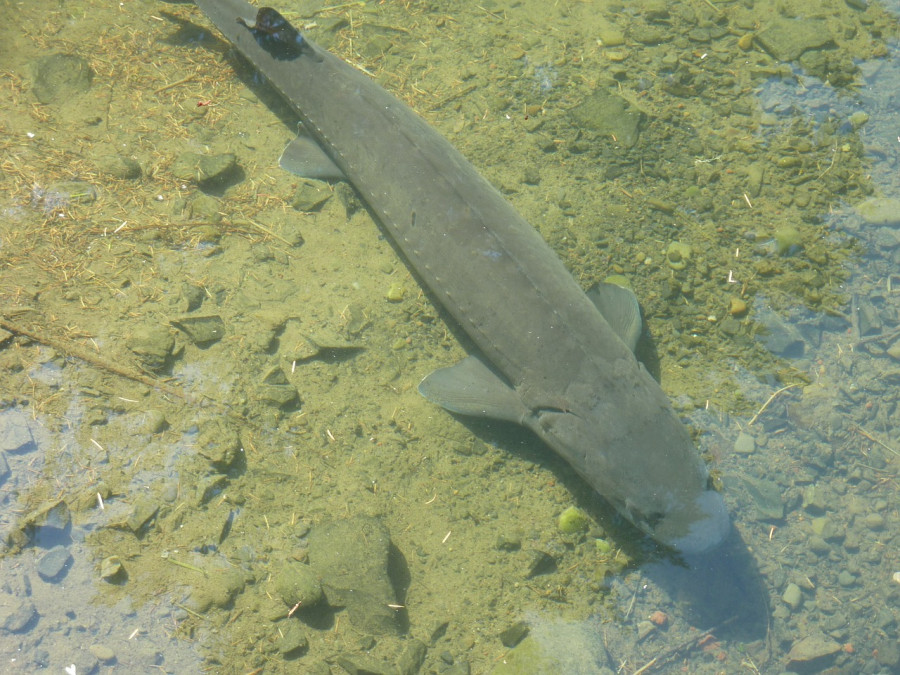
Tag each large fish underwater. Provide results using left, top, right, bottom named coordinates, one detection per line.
left=194, top=0, right=731, bottom=554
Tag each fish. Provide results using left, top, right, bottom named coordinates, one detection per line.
left=193, top=0, right=730, bottom=554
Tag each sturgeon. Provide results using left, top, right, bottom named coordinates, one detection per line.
left=194, top=0, right=730, bottom=554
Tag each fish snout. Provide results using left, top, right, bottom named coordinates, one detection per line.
left=653, top=489, right=730, bottom=555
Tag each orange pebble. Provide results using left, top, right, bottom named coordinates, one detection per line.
left=842, top=643, right=854, bottom=654
left=649, top=610, right=668, bottom=627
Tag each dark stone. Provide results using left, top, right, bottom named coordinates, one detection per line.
left=36, top=545, right=72, bottom=582
left=499, top=620, right=529, bottom=648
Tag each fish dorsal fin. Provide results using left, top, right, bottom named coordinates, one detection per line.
left=587, top=281, right=642, bottom=353
left=279, top=131, right=345, bottom=180
left=418, top=356, right=527, bottom=424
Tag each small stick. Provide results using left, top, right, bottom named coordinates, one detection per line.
left=856, top=327, right=900, bottom=347
left=632, top=616, right=737, bottom=674
left=0, top=314, right=188, bottom=402
left=246, top=218, right=295, bottom=247
left=153, top=74, right=195, bottom=95
left=173, top=602, right=205, bottom=619
left=166, top=556, right=208, bottom=577
left=850, top=294, right=861, bottom=344
left=748, top=384, right=800, bottom=426
left=851, top=424, right=900, bottom=457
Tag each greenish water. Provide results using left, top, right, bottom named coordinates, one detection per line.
left=0, top=0, right=898, bottom=673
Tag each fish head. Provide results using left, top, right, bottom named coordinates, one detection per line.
left=628, top=487, right=730, bottom=555
left=533, top=390, right=730, bottom=556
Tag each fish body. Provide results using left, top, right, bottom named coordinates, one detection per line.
left=194, top=0, right=729, bottom=554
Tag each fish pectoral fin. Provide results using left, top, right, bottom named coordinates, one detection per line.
left=418, top=356, right=527, bottom=424
left=586, top=282, right=643, bottom=353
left=279, top=131, right=346, bottom=180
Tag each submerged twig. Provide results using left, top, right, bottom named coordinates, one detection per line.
left=632, top=615, right=737, bottom=674
left=747, top=383, right=800, bottom=426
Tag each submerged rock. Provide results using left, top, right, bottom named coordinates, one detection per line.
left=0, top=409, right=36, bottom=453
left=786, top=632, right=840, bottom=666
left=36, top=545, right=71, bottom=582
left=0, top=595, right=37, bottom=634
left=31, top=53, right=93, bottom=104
left=308, top=516, right=401, bottom=635
left=755, top=19, right=833, bottom=62
left=570, top=90, right=644, bottom=149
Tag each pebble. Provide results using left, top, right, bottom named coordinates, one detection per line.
left=837, top=570, right=856, bottom=587
left=733, top=431, right=755, bottom=454
left=89, top=644, right=116, bottom=663
left=887, top=339, right=900, bottom=361
left=385, top=284, right=405, bottom=302
left=808, top=536, right=830, bottom=554
left=729, top=297, right=748, bottom=317
left=636, top=620, right=656, bottom=640
left=276, top=622, right=308, bottom=657
left=787, top=633, right=840, bottom=664
left=648, top=610, right=668, bottom=627
left=36, top=545, right=71, bottom=581
left=100, top=556, right=124, bottom=581
left=0, top=409, right=36, bottom=453
left=782, top=582, right=802, bottom=610
left=863, top=513, right=885, bottom=530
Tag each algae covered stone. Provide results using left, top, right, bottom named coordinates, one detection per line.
left=557, top=506, right=590, bottom=534
left=774, top=226, right=802, bottom=255
left=665, top=241, right=692, bottom=270
left=273, top=560, right=323, bottom=609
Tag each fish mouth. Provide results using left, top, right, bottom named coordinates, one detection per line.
left=652, top=490, right=731, bottom=556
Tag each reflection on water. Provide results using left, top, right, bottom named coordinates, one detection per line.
left=0, top=0, right=899, bottom=673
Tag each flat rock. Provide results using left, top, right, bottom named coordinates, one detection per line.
left=570, top=90, right=644, bottom=149
left=89, top=644, right=116, bottom=663
left=126, top=324, right=174, bottom=371
left=170, top=315, right=225, bottom=346
left=28, top=499, right=71, bottom=531
left=0, top=594, right=37, bottom=634
left=126, top=496, right=158, bottom=534
left=308, top=516, right=400, bottom=635
left=737, top=475, right=784, bottom=521
left=856, top=197, right=900, bottom=226
left=733, top=431, right=755, bottom=454
left=276, top=621, right=308, bottom=658
left=0, top=409, right=36, bottom=453
left=36, top=545, right=72, bottom=581
left=787, top=633, right=840, bottom=664
left=755, top=19, right=833, bottom=62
